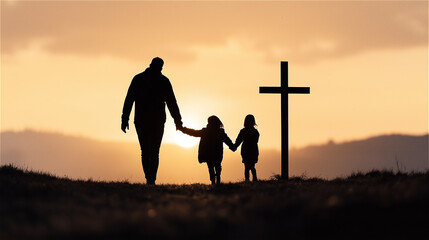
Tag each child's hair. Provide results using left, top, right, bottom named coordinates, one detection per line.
left=244, top=114, right=257, bottom=128
left=207, top=115, right=224, bottom=129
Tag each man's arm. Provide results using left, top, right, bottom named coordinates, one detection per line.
left=164, top=78, right=182, bottom=129
left=121, top=77, right=137, bottom=133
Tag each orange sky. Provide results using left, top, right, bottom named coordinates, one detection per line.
left=1, top=0, right=428, bottom=150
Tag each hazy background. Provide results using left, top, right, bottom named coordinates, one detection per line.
left=1, top=131, right=427, bottom=184
left=1, top=1, right=428, bottom=183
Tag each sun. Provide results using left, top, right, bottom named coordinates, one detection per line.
left=174, top=130, right=199, bottom=148
left=172, top=117, right=201, bottom=148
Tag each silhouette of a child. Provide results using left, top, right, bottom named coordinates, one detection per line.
left=234, top=114, right=260, bottom=182
left=179, top=116, right=235, bottom=184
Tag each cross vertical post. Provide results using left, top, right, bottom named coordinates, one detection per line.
left=281, top=62, right=289, bottom=179
left=259, top=61, right=310, bottom=179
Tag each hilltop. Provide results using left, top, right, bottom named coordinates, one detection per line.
left=1, top=165, right=428, bottom=240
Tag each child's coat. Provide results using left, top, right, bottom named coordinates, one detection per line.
left=235, top=127, right=260, bottom=163
left=181, top=127, right=234, bottom=164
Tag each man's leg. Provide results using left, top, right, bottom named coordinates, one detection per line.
left=135, top=122, right=164, bottom=184
left=135, top=123, right=150, bottom=182
left=149, top=123, right=164, bottom=184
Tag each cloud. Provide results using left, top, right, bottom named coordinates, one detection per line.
left=2, top=1, right=427, bottom=64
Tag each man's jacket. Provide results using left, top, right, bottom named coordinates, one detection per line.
left=122, top=67, right=182, bottom=125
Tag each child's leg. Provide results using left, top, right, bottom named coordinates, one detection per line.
left=207, top=163, right=215, bottom=184
left=244, top=163, right=250, bottom=181
left=214, top=163, right=222, bottom=184
left=251, top=163, right=257, bottom=181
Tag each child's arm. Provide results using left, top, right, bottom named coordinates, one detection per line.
left=180, top=127, right=203, bottom=137
left=224, top=133, right=236, bottom=152
left=234, top=129, right=244, bottom=148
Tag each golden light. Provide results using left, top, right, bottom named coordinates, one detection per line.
left=173, top=131, right=199, bottom=148
left=173, top=117, right=201, bottom=148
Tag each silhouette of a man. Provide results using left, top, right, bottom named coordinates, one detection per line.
left=121, top=57, right=182, bottom=185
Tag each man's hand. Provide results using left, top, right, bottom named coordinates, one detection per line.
left=177, top=125, right=185, bottom=132
left=121, top=121, right=129, bottom=133
left=175, top=120, right=183, bottom=131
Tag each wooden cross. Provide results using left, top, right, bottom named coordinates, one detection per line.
left=260, top=61, right=310, bottom=179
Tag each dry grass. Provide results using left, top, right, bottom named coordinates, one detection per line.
left=1, top=165, right=428, bottom=240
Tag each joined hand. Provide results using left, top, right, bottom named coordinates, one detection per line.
left=230, top=145, right=237, bottom=152
left=175, top=121, right=183, bottom=131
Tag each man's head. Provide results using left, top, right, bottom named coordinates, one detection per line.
left=150, top=57, right=164, bottom=72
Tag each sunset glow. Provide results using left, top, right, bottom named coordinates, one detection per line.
left=173, top=117, right=201, bottom=148
left=1, top=1, right=427, bottom=182
left=174, top=131, right=199, bottom=148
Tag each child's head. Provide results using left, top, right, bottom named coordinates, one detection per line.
left=207, top=115, right=224, bottom=129
left=244, top=114, right=257, bottom=128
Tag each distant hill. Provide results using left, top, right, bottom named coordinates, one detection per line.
left=0, top=130, right=258, bottom=183
left=1, top=130, right=427, bottom=182
left=1, top=130, right=142, bottom=182
left=291, top=134, right=428, bottom=178
left=0, top=130, right=213, bottom=183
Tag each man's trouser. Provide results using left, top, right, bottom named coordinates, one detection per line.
left=135, top=122, right=164, bottom=183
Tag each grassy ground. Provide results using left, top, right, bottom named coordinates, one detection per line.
left=1, top=165, right=428, bottom=240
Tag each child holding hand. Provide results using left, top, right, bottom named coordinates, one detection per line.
left=179, top=115, right=235, bottom=185
left=234, top=114, right=260, bottom=182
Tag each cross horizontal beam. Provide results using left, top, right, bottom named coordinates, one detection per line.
left=259, top=86, right=310, bottom=94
